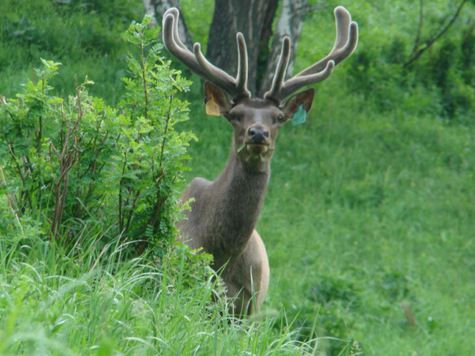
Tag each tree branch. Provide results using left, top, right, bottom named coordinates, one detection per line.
left=0, top=166, right=23, bottom=232
left=411, top=0, right=424, bottom=54
left=404, top=0, right=468, bottom=68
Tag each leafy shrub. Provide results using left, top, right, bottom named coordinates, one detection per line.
left=0, top=16, right=194, bottom=255
left=346, top=4, right=475, bottom=124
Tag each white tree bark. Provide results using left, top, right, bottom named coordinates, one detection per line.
left=258, top=0, right=308, bottom=96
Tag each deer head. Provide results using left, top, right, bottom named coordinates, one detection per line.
left=162, top=7, right=358, bottom=171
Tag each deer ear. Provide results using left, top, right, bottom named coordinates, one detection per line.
left=281, top=88, right=315, bottom=120
left=204, top=81, right=232, bottom=116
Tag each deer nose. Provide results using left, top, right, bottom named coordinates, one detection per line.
left=247, top=126, right=269, bottom=144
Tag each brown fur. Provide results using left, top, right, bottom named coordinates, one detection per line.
left=178, top=88, right=314, bottom=315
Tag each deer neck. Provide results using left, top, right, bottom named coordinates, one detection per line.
left=209, top=147, right=270, bottom=266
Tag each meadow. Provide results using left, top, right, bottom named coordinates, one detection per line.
left=1, top=0, right=474, bottom=354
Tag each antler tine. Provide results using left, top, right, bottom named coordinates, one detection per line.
left=163, top=10, right=205, bottom=76
left=297, top=6, right=358, bottom=77
left=168, top=8, right=187, bottom=50
left=162, top=8, right=250, bottom=100
left=236, top=33, right=250, bottom=98
left=193, top=43, right=239, bottom=95
left=263, top=36, right=291, bottom=102
left=280, top=60, right=335, bottom=97
left=264, top=6, right=358, bottom=102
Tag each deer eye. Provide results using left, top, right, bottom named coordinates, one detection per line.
left=228, top=112, right=242, bottom=123
left=273, top=113, right=285, bottom=124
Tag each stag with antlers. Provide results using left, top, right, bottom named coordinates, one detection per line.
left=162, top=6, right=358, bottom=315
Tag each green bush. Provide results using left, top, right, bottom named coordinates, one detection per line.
left=0, top=17, right=194, bottom=255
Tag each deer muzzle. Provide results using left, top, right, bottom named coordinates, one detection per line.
left=247, top=126, right=269, bottom=145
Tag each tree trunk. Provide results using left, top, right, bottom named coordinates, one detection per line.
left=206, top=0, right=278, bottom=94
left=143, top=0, right=193, bottom=49
left=258, top=0, right=308, bottom=96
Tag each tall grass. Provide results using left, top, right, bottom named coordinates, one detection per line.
left=0, top=232, right=322, bottom=354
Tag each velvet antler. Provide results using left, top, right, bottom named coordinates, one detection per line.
left=162, top=8, right=250, bottom=100
left=264, top=6, right=358, bottom=102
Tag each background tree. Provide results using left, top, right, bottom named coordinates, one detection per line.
left=143, top=0, right=308, bottom=95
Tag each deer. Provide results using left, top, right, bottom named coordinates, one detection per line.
left=162, top=6, right=358, bottom=315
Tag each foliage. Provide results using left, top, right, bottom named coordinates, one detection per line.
left=114, top=17, right=195, bottom=251
left=0, top=17, right=194, bottom=254
left=342, top=0, right=475, bottom=123
left=0, top=222, right=312, bottom=354
left=0, top=0, right=142, bottom=101
left=0, top=233, right=233, bottom=354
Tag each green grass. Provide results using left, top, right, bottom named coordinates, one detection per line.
left=185, top=83, right=475, bottom=354
left=0, top=234, right=316, bottom=354
left=1, top=0, right=475, bottom=354
left=0, top=0, right=141, bottom=101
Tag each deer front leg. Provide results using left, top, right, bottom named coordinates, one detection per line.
left=223, top=230, right=270, bottom=315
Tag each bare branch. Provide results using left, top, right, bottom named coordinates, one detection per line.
left=412, top=0, right=425, bottom=54
left=0, top=166, right=23, bottom=231
left=404, top=0, right=468, bottom=68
